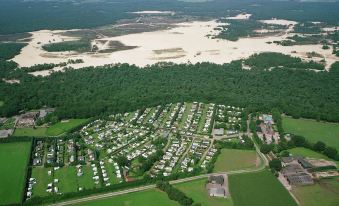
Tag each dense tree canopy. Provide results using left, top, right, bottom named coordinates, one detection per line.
left=1, top=59, right=339, bottom=122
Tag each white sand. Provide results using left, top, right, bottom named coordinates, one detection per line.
left=131, top=11, right=175, bottom=15
left=226, top=13, right=252, bottom=20
left=12, top=19, right=339, bottom=75
left=259, top=19, right=297, bottom=26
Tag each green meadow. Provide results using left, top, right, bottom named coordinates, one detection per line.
left=292, top=178, right=339, bottom=206
left=213, top=149, right=257, bottom=172
left=283, top=116, right=339, bottom=150
left=0, top=141, right=31, bottom=205
left=78, top=189, right=179, bottom=206
left=229, top=170, right=298, bottom=206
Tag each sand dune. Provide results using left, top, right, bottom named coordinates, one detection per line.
left=12, top=19, right=339, bottom=75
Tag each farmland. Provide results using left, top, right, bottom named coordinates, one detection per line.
left=175, top=178, right=233, bottom=206
left=213, top=149, right=257, bottom=172
left=14, top=127, right=48, bottom=137
left=292, top=178, right=339, bottom=206
left=0, top=141, right=31, bottom=205
left=283, top=116, right=339, bottom=150
left=229, top=170, right=298, bottom=206
left=78, top=189, right=179, bottom=206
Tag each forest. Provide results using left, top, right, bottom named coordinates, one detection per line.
left=1, top=56, right=339, bottom=122
left=0, top=0, right=339, bottom=35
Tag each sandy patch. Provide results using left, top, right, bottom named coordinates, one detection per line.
left=226, top=13, right=252, bottom=20
left=259, top=19, right=297, bottom=26
left=12, top=19, right=339, bottom=74
left=131, top=11, right=175, bottom=15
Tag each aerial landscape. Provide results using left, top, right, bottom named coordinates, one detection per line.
left=0, top=0, right=338, bottom=206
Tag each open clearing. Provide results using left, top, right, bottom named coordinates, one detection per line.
left=45, top=119, right=88, bottom=136
left=13, top=119, right=87, bottom=136
left=283, top=116, right=339, bottom=150
left=77, top=189, right=179, bottom=206
left=229, top=170, right=298, bottom=206
left=175, top=178, right=233, bottom=206
left=213, top=149, right=257, bottom=172
left=12, top=19, right=338, bottom=74
left=0, top=141, right=31, bottom=205
left=292, top=178, right=339, bottom=206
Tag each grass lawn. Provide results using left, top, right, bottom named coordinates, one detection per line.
left=77, top=165, right=97, bottom=190
left=46, top=119, right=88, bottom=136
left=13, top=119, right=87, bottom=137
left=31, top=167, right=53, bottom=197
left=79, top=189, right=179, bottom=206
left=288, top=147, right=339, bottom=167
left=0, top=141, right=31, bottom=205
left=175, top=178, right=233, bottom=206
left=213, top=149, right=257, bottom=172
left=54, top=166, right=78, bottom=193
left=283, top=116, right=339, bottom=150
left=13, top=127, right=47, bottom=137
left=292, top=178, right=339, bottom=206
left=229, top=170, right=298, bottom=206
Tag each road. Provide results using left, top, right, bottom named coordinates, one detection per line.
left=50, top=114, right=269, bottom=206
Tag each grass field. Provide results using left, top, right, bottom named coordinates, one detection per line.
left=175, top=178, right=233, bottom=206
left=292, top=178, right=339, bottom=206
left=79, top=189, right=179, bottom=206
left=13, top=119, right=88, bottom=137
left=0, top=141, right=31, bottom=205
left=13, top=127, right=48, bottom=137
left=229, top=170, right=298, bottom=206
left=45, top=119, right=88, bottom=136
left=213, top=149, right=257, bottom=172
left=54, top=167, right=78, bottom=193
left=31, top=167, right=53, bottom=197
left=283, top=116, right=339, bottom=150
left=288, top=147, right=339, bottom=167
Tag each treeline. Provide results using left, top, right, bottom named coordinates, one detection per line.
left=214, top=19, right=285, bottom=41
left=1, top=58, right=339, bottom=122
left=156, top=181, right=193, bottom=206
left=0, top=42, right=27, bottom=60
left=21, top=59, right=84, bottom=73
left=244, top=52, right=325, bottom=70
left=42, top=40, right=91, bottom=52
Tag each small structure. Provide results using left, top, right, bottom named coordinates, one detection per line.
left=0, top=129, right=13, bottom=138
left=213, top=128, right=224, bottom=136
left=206, top=175, right=229, bottom=198
left=17, top=111, right=39, bottom=127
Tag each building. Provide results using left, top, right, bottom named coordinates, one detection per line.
left=17, top=111, right=39, bottom=127
left=213, top=128, right=224, bottom=136
left=206, top=175, right=229, bottom=198
left=285, top=173, right=314, bottom=186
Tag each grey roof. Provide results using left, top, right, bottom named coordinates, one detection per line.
left=209, top=187, right=225, bottom=196
left=286, top=173, right=314, bottom=185
left=213, top=128, right=224, bottom=136
left=281, top=164, right=304, bottom=175
left=209, top=175, right=224, bottom=185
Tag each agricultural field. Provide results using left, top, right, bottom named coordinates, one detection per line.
left=292, top=178, right=339, bottom=206
left=213, top=149, right=257, bottom=172
left=175, top=178, right=233, bottom=206
left=13, top=119, right=88, bottom=137
left=78, top=189, right=179, bottom=206
left=283, top=116, right=339, bottom=150
left=229, top=170, right=298, bottom=206
left=0, top=141, right=31, bottom=205
left=288, top=147, right=339, bottom=167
